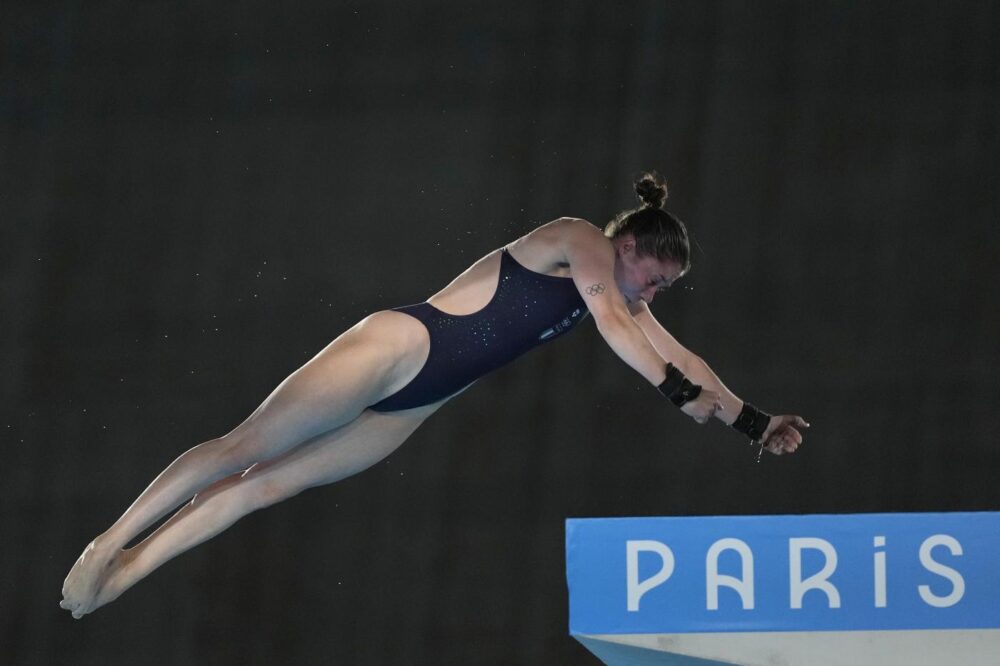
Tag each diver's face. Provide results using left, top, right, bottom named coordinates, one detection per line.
left=614, top=238, right=683, bottom=305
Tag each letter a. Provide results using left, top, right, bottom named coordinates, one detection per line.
left=706, top=538, right=755, bottom=610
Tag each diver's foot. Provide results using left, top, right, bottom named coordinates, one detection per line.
left=83, top=549, right=137, bottom=616
left=60, top=537, right=119, bottom=619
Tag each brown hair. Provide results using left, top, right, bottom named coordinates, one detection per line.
left=603, top=171, right=691, bottom=276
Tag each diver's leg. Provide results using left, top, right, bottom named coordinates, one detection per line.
left=82, top=406, right=435, bottom=617
left=61, top=311, right=428, bottom=616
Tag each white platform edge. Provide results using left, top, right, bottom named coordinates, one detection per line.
left=578, top=628, right=1000, bottom=666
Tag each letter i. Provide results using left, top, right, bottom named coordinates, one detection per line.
left=874, top=536, right=887, bottom=608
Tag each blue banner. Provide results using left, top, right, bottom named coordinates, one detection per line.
left=566, top=512, right=1000, bottom=634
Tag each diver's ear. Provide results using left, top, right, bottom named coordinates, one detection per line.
left=618, top=237, right=636, bottom=256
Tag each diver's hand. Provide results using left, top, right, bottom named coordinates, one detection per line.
left=761, top=415, right=810, bottom=455
left=680, top=389, right=723, bottom=424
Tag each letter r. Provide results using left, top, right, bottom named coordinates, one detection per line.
left=789, top=537, right=842, bottom=609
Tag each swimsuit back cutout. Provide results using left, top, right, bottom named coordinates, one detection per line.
left=370, top=248, right=589, bottom=412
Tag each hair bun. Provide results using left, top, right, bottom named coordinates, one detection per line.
left=634, top=171, right=668, bottom=209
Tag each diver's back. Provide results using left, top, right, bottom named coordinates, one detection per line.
left=427, top=218, right=579, bottom=315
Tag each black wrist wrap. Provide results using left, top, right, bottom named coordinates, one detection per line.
left=732, top=402, right=771, bottom=441
left=657, top=363, right=703, bottom=407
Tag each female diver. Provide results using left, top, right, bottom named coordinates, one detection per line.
left=60, top=172, right=809, bottom=619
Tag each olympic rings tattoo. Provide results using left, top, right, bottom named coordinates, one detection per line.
left=585, top=283, right=606, bottom=296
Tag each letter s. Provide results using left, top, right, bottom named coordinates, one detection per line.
left=918, top=534, right=965, bottom=608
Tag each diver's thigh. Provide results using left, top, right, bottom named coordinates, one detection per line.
left=226, top=311, right=430, bottom=456
left=244, top=405, right=437, bottom=494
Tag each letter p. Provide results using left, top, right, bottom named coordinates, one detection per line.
left=626, top=540, right=675, bottom=612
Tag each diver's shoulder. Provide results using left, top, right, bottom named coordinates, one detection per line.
left=510, top=217, right=602, bottom=254
left=537, top=216, right=602, bottom=240
left=550, top=216, right=598, bottom=229
left=529, top=217, right=610, bottom=267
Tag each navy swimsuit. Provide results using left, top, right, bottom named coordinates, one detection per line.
left=370, top=248, right=589, bottom=412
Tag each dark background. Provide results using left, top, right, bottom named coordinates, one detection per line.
left=3, top=1, right=998, bottom=663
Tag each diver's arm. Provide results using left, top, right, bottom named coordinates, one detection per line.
left=630, top=300, right=810, bottom=452
left=628, top=301, right=742, bottom=425
left=560, top=220, right=668, bottom=385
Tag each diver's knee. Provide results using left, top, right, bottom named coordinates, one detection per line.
left=214, top=432, right=262, bottom=471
